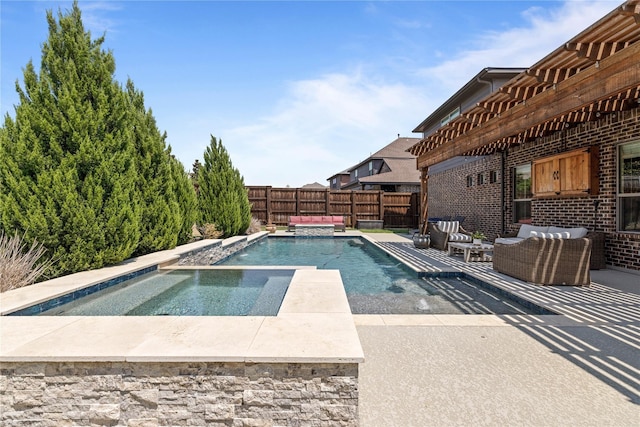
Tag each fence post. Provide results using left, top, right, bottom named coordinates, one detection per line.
left=325, top=188, right=330, bottom=215
left=351, top=191, right=357, bottom=228
left=379, top=190, right=384, bottom=222
left=265, top=186, right=272, bottom=225
left=295, top=188, right=301, bottom=215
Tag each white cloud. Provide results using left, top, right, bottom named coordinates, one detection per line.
left=171, top=0, right=623, bottom=188
left=220, top=70, right=431, bottom=187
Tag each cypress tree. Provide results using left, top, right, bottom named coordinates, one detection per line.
left=126, top=80, right=181, bottom=254
left=0, top=2, right=141, bottom=276
left=198, top=135, right=251, bottom=237
left=169, top=150, right=198, bottom=245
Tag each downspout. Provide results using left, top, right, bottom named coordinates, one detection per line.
left=476, top=70, right=493, bottom=92
left=501, top=150, right=507, bottom=235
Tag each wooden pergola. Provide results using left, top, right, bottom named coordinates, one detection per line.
left=409, top=0, right=640, bottom=233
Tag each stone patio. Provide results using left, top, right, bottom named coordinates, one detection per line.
left=357, top=231, right=640, bottom=426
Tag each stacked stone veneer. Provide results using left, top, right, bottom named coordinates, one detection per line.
left=177, top=236, right=260, bottom=266
left=1, top=362, right=359, bottom=426
left=294, top=225, right=335, bottom=237
left=426, top=108, right=640, bottom=271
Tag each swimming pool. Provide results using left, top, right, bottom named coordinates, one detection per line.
left=218, top=237, right=551, bottom=315
left=20, top=269, right=294, bottom=316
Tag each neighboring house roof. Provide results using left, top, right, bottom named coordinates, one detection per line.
left=357, top=158, right=420, bottom=184
left=412, top=68, right=525, bottom=135
left=369, top=137, right=420, bottom=159
left=327, top=169, right=350, bottom=179
left=302, top=182, right=327, bottom=189
left=327, top=137, right=421, bottom=186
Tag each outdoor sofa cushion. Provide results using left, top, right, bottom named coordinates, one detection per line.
left=449, top=233, right=473, bottom=242
left=496, top=225, right=588, bottom=245
left=437, top=220, right=460, bottom=233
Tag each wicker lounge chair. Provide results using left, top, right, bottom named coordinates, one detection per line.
left=493, top=237, right=592, bottom=286
left=428, top=220, right=472, bottom=250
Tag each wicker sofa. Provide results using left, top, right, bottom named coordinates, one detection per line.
left=493, top=236, right=592, bottom=286
left=495, top=224, right=605, bottom=270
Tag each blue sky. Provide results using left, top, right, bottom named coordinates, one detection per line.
left=1, top=0, right=623, bottom=187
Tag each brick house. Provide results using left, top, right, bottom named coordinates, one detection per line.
left=328, top=136, right=421, bottom=192
left=409, top=0, right=640, bottom=272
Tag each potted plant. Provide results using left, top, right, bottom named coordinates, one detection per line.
left=471, top=231, right=485, bottom=245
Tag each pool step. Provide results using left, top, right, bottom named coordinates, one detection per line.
left=248, top=276, right=291, bottom=316
left=45, top=273, right=192, bottom=316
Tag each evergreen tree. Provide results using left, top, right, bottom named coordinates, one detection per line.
left=0, top=2, right=141, bottom=276
left=198, top=135, right=251, bottom=237
left=168, top=148, right=198, bottom=245
left=126, top=80, right=181, bottom=254
left=190, top=159, right=202, bottom=194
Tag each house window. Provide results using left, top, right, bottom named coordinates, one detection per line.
left=466, top=175, right=473, bottom=187
left=354, top=169, right=358, bottom=178
left=513, top=164, right=532, bottom=223
left=440, top=107, right=460, bottom=127
left=618, top=140, right=640, bottom=232
left=368, top=161, right=373, bottom=175
left=489, top=170, right=497, bottom=183
left=477, top=173, right=485, bottom=185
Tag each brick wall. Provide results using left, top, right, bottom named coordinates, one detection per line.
left=1, top=362, right=359, bottom=426
left=428, top=155, right=503, bottom=240
left=427, top=107, right=640, bottom=271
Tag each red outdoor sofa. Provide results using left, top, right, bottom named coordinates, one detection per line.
left=287, top=216, right=346, bottom=232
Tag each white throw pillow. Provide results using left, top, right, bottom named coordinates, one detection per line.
left=530, top=230, right=571, bottom=239
left=548, top=226, right=588, bottom=238
left=517, top=224, right=549, bottom=238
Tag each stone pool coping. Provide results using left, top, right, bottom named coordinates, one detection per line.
left=0, top=232, right=364, bottom=364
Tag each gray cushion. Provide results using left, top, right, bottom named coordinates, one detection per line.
left=494, top=237, right=523, bottom=245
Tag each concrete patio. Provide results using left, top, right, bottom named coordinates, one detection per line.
left=357, top=231, right=639, bottom=426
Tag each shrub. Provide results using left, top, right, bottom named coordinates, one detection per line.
left=0, top=231, right=52, bottom=293
left=199, top=223, right=223, bottom=239
left=246, top=217, right=262, bottom=234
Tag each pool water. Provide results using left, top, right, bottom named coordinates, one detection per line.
left=37, top=269, right=294, bottom=316
left=218, top=237, right=545, bottom=315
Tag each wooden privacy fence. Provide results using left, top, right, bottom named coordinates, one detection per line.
left=246, top=186, right=419, bottom=229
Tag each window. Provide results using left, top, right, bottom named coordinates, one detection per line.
left=466, top=175, right=473, bottom=187
left=489, top=170, right=498, bottom=184
left=477, top=173, right=485, bottom=185
left=368, top=161, right=373, bottom=175
left=513, top=164, right=532, bottom=223
left=618, top=141, right=640, bottom=232
left=440, top=107, right=460, bottom=127
left=354, top=169, right=358, bottom=178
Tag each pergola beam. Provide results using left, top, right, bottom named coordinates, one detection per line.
left=417, top=40, right=640, bottom=169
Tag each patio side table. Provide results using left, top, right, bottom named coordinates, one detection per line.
left=448, top=242, right=494, bottom=262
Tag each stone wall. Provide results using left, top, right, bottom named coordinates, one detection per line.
left=177, top=237, right=260, bottom=266
left=0, top=362, right=359, bottom=426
